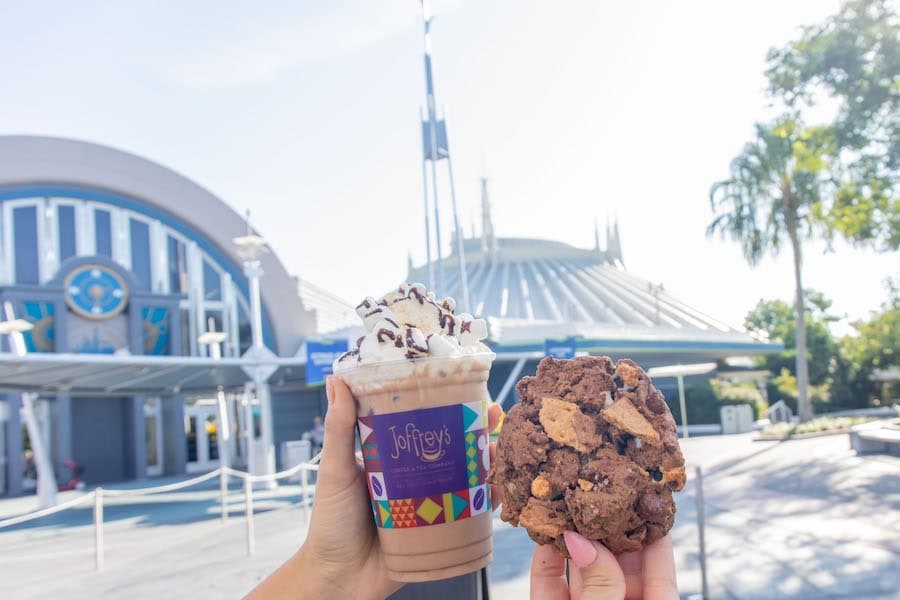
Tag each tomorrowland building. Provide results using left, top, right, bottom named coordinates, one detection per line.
left=0, top=135, right=344, bottom=497
left=0, top=135, right=778, bottom=499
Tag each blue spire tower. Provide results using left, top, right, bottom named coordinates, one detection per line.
left=419, top=0, right=470, bottom=311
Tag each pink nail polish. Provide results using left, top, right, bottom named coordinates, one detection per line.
left=564, top=531, right=597, bottom=569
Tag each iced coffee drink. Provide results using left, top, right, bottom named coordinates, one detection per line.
left=334, top=283, right=495, bottom=582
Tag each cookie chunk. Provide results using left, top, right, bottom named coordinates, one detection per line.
left=489, top=356, right=685, bottom=555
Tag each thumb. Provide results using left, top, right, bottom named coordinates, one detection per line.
left=318, top=375, right=360, bottom=491
left=564, top=531, right=626, bottom=600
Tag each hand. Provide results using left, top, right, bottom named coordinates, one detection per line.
left=530, top=532, right=678, bottom=600
left=247, top=376, right=502, bottom=600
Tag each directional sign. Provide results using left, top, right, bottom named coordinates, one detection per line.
left=305, top=339, right=349, bottom=385
left=544, top=337, right=577, bottom=359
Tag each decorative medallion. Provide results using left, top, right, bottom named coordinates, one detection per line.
left=64, top=265, right=129, bottom=320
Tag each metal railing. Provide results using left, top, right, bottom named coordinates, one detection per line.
left=2, top=459, right=711, bottom=598
left=0, top=457, right=321, bottom=571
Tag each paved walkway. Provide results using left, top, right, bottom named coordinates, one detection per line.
left=1, top=433, right=898, bottom=599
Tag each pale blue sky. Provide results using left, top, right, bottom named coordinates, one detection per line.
left=1, top=1, right=896, bottom=333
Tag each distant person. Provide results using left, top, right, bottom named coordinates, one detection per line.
left=309, top=416, right=325, bottom=456
left=246, top=377, right=678, bottom=600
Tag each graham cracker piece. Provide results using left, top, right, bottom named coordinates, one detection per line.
left=664, top=466, right=686, bottom=490
left=539, top=397, right=601, bottom=452
left=531, top=475, right=552, bottom=499
left=518, top=498, right=570, bottom=539
left=602, top=397, right=660, bottom=443
left=615, top=360, right=643, bottom=387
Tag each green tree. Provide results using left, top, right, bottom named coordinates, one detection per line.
left=710, top=0, right=899, bottom=420
left=744, top=290, right=842, bottom=388
left=708, top=116, right=830, bottom=421
left=841, top=281, right=900, bottom=404
left=766, top=0, right=899, bottom=250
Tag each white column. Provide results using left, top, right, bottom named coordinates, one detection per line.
left=150, top=220, right=168, bottom=294
left=187, top=242, right=204, bottom=356
left=678, top=374, right=689, bottom=439
left=112, top=208, right=131, bottom=270
left=21, top=393, right=58, bottom=508
left=0, top=203, right=9, bottom=284
left=221, top=273, right=237, bottom=358
left=41, top=199, right=58, bottom=283
left=77, top=202, right=96, bottom=256
left=255, top=378, right=276, bottom=490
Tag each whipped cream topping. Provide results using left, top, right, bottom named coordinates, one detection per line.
left=333, top=283, right=490, bottom=373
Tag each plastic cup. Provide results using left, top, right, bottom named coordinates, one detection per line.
left=338, top=353, right=495, bottom=582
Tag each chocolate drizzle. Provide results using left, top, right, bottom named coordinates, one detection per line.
left=438, top=311, right=456, bottom=335
left=405, top=328, right=429, bottom=353
left=408, top=286, right=426, bottom=304
left=356, top=336, right=365, bottom=348
left=376, top=328, right=396, bottom=343
left=355, top=299, right=372, bottom=311
left=384, top=317, right=399, bottom=328
left=337, top=349, right=359, bottom=363
left=460, top=320, right=472, bottom=334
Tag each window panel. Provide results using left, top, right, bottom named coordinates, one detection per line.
left=180, top=308, right=192, bottom=356
left=13, top=206, right=39, bottom=284
left=57, top=205, right=77, bottom=262
left=94, top=209, right=112, bottom=257
left=237, top=303, right=252, bottom=355
left=129, top=218, right=151, bottom=290
left=141, top=306, right=170, bottom=355
left=202, top=260, right=222, bottom=301
left=167, top=235, right=187, bottom=294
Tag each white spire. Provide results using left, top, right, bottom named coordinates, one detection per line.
left=607, top=217, right=624, bottom=266
left=480, top=177, right=497, bottom=258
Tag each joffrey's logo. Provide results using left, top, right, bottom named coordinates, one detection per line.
left=388, top=423, right=451, bottom=462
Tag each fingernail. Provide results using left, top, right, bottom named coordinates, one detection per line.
left=564, top=531, right=597, bottom=569
left=325, top=376, right=335, bottom=405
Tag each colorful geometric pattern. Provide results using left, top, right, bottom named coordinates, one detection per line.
left=371, top=488, right=482, bottom=528
left=465, top=431, right=480, bottom=487
left=390, top=499, right=417, bottom=528
left=462, top=400, right=487, bottom=432
left=359, top=404, right=491, bottom=529
left=362, top=442, right=379, bottom=461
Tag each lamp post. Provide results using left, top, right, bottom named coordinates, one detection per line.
left=0, top=304, right=58, bottom=508
left=233, top=214, right=277, bottom=488
left=198, top=320, right=230, bottom=469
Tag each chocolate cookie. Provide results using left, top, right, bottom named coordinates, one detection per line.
left=489, top=356, right=686, bottom=556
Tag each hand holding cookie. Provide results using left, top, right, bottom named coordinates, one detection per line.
left=531, top=531, right=678, bottom=599
left=489, top=356, right=686, bottom=556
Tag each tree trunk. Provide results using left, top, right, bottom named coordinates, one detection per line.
left=786, top=207, right=814, bottom=422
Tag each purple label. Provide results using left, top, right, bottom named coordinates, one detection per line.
left=359, top=401, right=490, bottom=528
left=369, top=404, right=468, bottom=499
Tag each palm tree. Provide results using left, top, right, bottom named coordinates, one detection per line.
left=708, top=115, right=832, bottom=422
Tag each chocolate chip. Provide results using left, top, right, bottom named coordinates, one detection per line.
left=615, top=434, right=634, bottom=455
